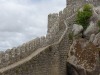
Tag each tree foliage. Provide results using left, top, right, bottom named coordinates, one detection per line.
left=76, top=4, right=92, bottom=30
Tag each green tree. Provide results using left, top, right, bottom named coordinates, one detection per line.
left=76, top=4, right=92, bottom=30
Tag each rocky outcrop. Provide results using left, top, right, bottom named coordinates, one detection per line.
left=67, top=62, right=94, bottom=75
left=93, top=32, right=100, bottom=46
left=89, top=32, right=100, bottom=47
left=68, top=5, right=100, bottom=75
left=84, top=21, right=99, bottom=37
left=84, top=7, right=100, bottom=38
left=94, top=6, right=100, bottom=19
left=67, top=38, right=99, bottom=74
left=89, top=34, right=95, bottom=42
left=72, top=24, right=83, bottom=36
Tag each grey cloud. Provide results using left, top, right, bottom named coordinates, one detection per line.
left=0, top=0, right=65, bottom=51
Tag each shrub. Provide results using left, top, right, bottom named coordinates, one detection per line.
left=83, top=4, right=92, bottom=12
left=68, top=32, right=73, bottom=40
left=98, top=20, right=100, bottom=28
left=76, top=4, right=92, bottom=30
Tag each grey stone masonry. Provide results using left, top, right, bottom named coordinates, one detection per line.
left=48, top=13, right=59, bottom=33
left=67, top=0, right=100, bottom=7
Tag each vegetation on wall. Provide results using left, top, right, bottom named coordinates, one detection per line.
left=98, top=20, right=100, bottom=28
left=76, top=4, right=92, bottom=30
left=68, top=32, right=73, bottom=40
left=98, top=20, right=100, bottom=32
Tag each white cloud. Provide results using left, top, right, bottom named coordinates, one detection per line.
left=0, top=0, right=65, bottom=51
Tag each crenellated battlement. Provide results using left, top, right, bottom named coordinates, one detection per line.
left=48, top=13, right=59, bottom=33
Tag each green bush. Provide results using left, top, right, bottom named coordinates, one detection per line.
left=68, top=32, right=73, bottom=40
left=76, top=4, right=92, bottom=30
left=83, top=4, right=92, bottom=12
left=98, top=20, right=100, bottom=28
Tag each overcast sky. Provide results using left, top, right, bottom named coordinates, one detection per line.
left=0, top=0, right=65, bottom=51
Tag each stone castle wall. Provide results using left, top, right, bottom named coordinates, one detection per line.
left=0, top=30, right=63, bottom=69
left=0, top=0, right=89, bottom=69
left=0, top=45, right=60, bottom=75
left=0, top=22, right=69, bottom=75
left=0, top=12, right=63, bottom=68
left=0, top=5, right=78, bottom=74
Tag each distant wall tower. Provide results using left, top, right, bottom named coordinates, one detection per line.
left=47, top=13, right=59, bottom=33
